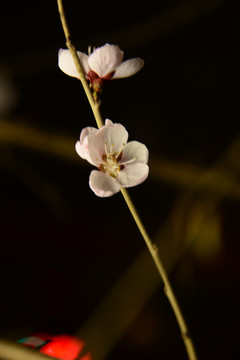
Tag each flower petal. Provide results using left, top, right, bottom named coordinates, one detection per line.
left=88, top=44, right=124, bottom=78
left=112, top=58, right=144, bottom=79
left=89, top=170, right=121, bottom=197
left=88, top=123, right=129, bottom=164
left=104, top=123, right=129, bottom=154
left=75, top=126, right=97, bottom=165
left=58, top=48, right=90, bottom=78
left=120, top=141, right=149, bottom=165
left=117, top=163, right=149, bottom=188
left=105, top=119, right=114, bottom=127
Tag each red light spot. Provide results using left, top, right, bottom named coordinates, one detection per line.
left=40, top=335, right=84, bottom=360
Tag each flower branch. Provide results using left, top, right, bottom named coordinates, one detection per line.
left=57, top=1, right=198, bottom=360
left=120, top=188, right=198, bottom=360
left=57, top=0, right=103, bottom=128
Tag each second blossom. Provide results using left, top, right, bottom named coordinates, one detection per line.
left=76, top=119, right=149, bottom=197
left=58, top=43, right=144, bottom=95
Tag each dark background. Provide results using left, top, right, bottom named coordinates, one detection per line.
left=0, top=1, right=240, bottom=359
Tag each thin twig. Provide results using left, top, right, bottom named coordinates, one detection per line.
left=57, top=0, right=103, bottom=129
left=57, top=1, right=198, bottom=359
left=120, top=188, right=197, bottom=360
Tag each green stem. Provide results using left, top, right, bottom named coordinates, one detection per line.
left=57, top=0, right=103, bottom=129
left=57, top=1, right=198, bottom=359
left=120, top=188, right=197, bottom=360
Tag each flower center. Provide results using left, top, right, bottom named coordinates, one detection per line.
left=87, top=70, right=104, bottom=95
left=99, top=143, right=136, bottom=178
left=98, top=143, right=121, bottom=178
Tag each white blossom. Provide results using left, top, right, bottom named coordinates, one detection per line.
left=76, top=119, right=149, bottom=197
left=58, top=43, right=144, bottom=94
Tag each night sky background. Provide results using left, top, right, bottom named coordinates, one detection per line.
left=0, top=1, right=240, bottom=359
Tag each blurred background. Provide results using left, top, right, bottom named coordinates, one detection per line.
left=0, top=0, right=240, bottom=359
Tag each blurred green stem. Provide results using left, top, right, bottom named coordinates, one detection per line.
left=0, top=339, right=52, bottom=360
left=57, top=1, right=198, bottom=359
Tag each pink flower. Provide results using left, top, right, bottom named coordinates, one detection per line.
left=58, top=43, right=144, bottom=94
left=76, top=119, right=149, bottom=197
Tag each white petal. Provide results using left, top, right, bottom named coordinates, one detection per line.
left=79, top=126, right=98, bottom=150
left=117, top=163, right=149, bottom=188
left=87, top=128, right=105, bottom=167
left=89, top=170, right=121, bottom=197
left=75, top=141, right=84, bottom=158
left=58, top=48, right=90, bottom=78
left=104, top=118, right=121, bottom=128
left=120, top=141, right=149, bottom=165
left=88, top=44, right=124, bottom=78
left=112, top=58, right=144, bottom=79
left=103, top=123, right=128, bottom=154
left=105, top=119, right=114, bottom=127
left=75, top=126, right=97, bottom=165
left=88, top=123, right=129, bottom=164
